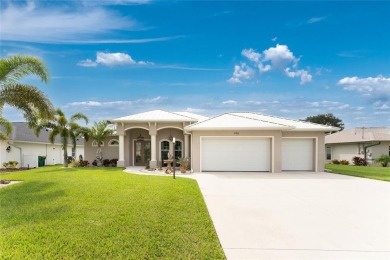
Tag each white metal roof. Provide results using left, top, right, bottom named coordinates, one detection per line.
left=111, top=110, right=204, bottom=123
left=325, top=127, right=390, bottom=144
left=185, top=112, right=339, bottom=131
left=174, top=111, right=209, bottom=122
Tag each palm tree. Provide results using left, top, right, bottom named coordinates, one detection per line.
left=0, top=116, right=12, bottom=140
left=88, top=120, right=114, bottom=165
left=35, top=109, right=88, bottom=167
left=0, top=55, right=54, bottom=134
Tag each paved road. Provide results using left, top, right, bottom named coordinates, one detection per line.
left=195, top=172, right=390, bottom=259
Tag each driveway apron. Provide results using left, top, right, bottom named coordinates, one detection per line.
left=195, top=172, right=390, bottom=260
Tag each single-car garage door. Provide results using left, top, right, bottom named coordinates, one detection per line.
left=201, top=137, right=271, bottom=172
left=282, top=138, right=314, bottom=171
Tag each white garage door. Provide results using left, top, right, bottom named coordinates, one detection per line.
left=282, top=138, right=314, bottom=171
left=201, top=137, right=271, bottom=172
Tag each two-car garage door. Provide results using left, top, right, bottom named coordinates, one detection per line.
left=201, top=137, right=271, bottom=172
left=201, top=137, right=315, bottom=172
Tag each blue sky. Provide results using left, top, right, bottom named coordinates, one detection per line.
left=1, top=0, right=389, bottom=127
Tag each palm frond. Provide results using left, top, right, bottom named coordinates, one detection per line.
left=0, top=116, right=12, bottom=137
left=70, top=112, right=88, bottom=125
left=0, top=55, right=49, bottom=84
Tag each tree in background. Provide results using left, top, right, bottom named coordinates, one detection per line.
left=0, top=55, right=54, bottom=131
left=304, top=113, right=344, bottom=131
left=35, top=109, right=89, bottom=167
left=0, top=116, right=12, bottom=140
left=88, top=120, right=114, bottom=165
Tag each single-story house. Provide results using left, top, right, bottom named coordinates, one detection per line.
left=325, top=127, right=390, bottom=164
left=85, top=110, right=337, bottom=172
left=0, top=122, right=84, bottom=168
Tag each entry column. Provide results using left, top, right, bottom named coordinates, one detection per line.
left=184, top=134, right=190, bottom=158
left=117, top=134, right=125, bottom=167
left=150, top=134, right=157, bottom=168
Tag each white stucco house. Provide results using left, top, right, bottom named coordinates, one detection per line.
left=325, top=127, right=390, bottom=164
left=84, top=110, right=337, bottom=172
left=0, top=122, right=84, bottom=168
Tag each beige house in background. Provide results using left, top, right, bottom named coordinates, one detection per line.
left=84, top=110, right=337, bottom=172
left=325, top=127, right=390, bottom=164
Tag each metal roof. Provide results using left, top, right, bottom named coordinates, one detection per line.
left=185, top=112, right=339, bottom=131
left=111, top=110, right=203, bottom=123
left=325, top=127, right=390, bottom=144
left=3, top=122, right=84, bottom=145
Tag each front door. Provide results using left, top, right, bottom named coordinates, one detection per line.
left=134, top=140, right=151, bottom=166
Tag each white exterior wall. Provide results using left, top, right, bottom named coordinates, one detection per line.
left=0, top=141, right=84, bottom=168
left=327, top=144, right=361, bottom=163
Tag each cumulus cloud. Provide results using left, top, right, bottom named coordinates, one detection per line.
left=228, top=44, right=312, bottom=84
left=227, top=63, right=255, bottom=84
left=78, top=52, right=153, bottom=67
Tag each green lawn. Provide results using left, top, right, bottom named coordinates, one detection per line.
left=0, top=166, right=225, bottom=259
left=325, top=164, right=390, bottom=181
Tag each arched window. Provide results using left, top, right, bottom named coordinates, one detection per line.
left=160, top=140, right=170, bottom=161
left=108, top=139, right=119, bottom=146
left=92, top=141, right=104, bottom=147
left=175, top=140, right=182, bottom=159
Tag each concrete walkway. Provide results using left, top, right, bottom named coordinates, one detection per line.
left=195, top=172, right=390, bottom=260
left=124, top=166, right=194, bottom=179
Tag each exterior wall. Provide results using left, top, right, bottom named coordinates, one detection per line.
left=191, top=130, right=325, bottom=173
left=84, top=137, right=119, bottom=163
left=0, top=141, right=83, bottom=168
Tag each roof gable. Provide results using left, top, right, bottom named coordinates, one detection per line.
left=112, top=110, right=203, bottom=123
left=325, top=127, right=390, bottom=144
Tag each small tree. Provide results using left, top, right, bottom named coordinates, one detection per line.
left=304, top=113, right=344, bottom=131
left=88, top=121, right=113, bottom=165
left=375, top=155, right=390, bottom=167
left=35, top=109, right=88, bottom=167
left=0, top=116, right=12, bottom=140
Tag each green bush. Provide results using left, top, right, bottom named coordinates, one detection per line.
left=352, top=156, right=367, bottom=166
left=340, top=160, right=349, bottom=165
left=2, top=162, right=9, bottom=168
left=375, top=155, right=390, bottom=167
left=332, top=159, right=340, bottom=164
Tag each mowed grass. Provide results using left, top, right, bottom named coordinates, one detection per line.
left=0, top=166, right=225, bottom=259
left=325, top=164, right=390, bottom=181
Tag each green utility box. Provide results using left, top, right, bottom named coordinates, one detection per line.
left=38, top=156, right=46, bottom=167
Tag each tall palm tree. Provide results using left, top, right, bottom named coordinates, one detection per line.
left=0, top=116, right=12, bottom=140
left=35, top=109, right=88, bottom=167
left=88, top=120, right=114, bottom=164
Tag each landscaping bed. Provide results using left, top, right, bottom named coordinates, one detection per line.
left=0, top=166, right=225, bottom=259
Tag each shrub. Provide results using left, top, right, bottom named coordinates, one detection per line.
left=9, top=161, right=19, bottom=168
left=340, top=160, right=349, bottom=165
left=352, top=156, right=367, bottom=166
left=102, top=159, right=111, bottom=167
left=3, top=162, right=9, bottom=168
left=70, top=160, right=81, bottom=168
left=375, top=155, right=390, bottom=167
left=332, top=160, right=340, bottom=164
left=92, top=160, right=98, bottom=166
left=109, top=159, right=118, bottom=167
left=80, top=160, right=89, bottom=167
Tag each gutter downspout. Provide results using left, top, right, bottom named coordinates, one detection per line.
left=364, top=142, right=381, bottom=162
left=8, top=142, right=23, bottom=167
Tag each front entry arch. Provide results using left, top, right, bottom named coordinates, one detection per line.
left=134, top=140, right=151, bottom=166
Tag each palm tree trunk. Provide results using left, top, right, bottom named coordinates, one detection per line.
left=63, top=141, right=68, bottom=168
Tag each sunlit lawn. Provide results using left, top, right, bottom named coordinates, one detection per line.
left=0, top=166, right=225, bottom=259
left=325, top=164, right=390, bottom=181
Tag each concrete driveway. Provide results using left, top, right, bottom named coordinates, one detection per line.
left=195, top=172, right=390, bottom=259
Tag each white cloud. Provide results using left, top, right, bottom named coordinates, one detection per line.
left=307, top=16, right=326, bottom=24
left=184, top=107, right=205, bottom=113
left=82, top=0, right=151, bottom=6
left=227, top=63, right=255, bottom=84
left=64, top=96, right=166, bottom=109
left=271, top=37, right=277, bottom=42
left=77, top=59, right=97, bottom=67
left=241, top=48, right=261, bottom=63
left=228, top=44, right=311, bottom=84
left=78, top=52, right=153, bottom=67
left=222, top=100, right=238, bottom=105
left=284, top=68, right=312, bottom=84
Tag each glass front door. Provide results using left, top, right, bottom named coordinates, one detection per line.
left=134, top=140, right=151, bottom=166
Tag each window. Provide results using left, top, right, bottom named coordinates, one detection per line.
left=161, top=141, right=170, bottom=161
left=389, top=146, right=390, bottom=156
left=326, top=147, right=332, bottom=160
left=92, top=141, right=104, bottom=147
left=175, top=141, right=182, bottom=160
left=108, top=139, right=119, bottom=146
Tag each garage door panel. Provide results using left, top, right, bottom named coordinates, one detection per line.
left=201, top=137, right=270, bottom=172
left=282, top=138, right=314, bottom=171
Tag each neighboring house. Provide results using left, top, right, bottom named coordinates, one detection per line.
left=325, top=127, right=390, bottom=164
left=85, top=110, right=337, bottom=172
left=0, top=122, right=84, bottom=168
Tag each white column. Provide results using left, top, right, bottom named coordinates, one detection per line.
left=151, top=134, right=156, bottom=162
left=117, top=134, right=125, bottom=167
left=184, top=134, right=189, bottom=158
